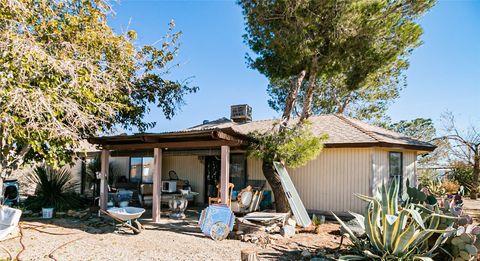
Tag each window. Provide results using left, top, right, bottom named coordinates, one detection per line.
left=389, top=152, right=403, bottom=192
left=129, top=157, right=154, bottom=184
left=230, top=154, right=247, bottom=191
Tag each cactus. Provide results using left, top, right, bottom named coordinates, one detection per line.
left=449, top=224, right=480, bottom=261
left=406, top=179, right=437, bottom=205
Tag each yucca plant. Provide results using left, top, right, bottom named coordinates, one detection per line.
left=26, top=165, right=82, bottom=211
left=334, top=178, right=457, bottom=260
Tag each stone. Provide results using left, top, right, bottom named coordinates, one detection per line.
left=301, top=250, right=311, bottom=257
left=265, top=224, right=278, bottom=233
left=286, top=218, right=296, bottom=227
left=281, top=225, right=296, bottom=238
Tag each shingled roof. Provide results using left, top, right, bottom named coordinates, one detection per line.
left=186, top=114, right=436, bottom=152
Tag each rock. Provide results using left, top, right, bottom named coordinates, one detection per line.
left=265, top=224, right=278, bottom=233
left=341, top=219, right=365, bottom=238
left=281, top=225, right=296, bottom=238
left=250, top=236, right=259, bottom=244
left=67, top=210, right=76, bottom=217
left=301, top=250, right=311, bottom=258
left=287, top=218, right=296, bottom=227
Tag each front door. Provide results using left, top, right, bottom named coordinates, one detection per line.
left=204, top=154, right=247, bottom=202
left=205, top=156, right=221, bottom=202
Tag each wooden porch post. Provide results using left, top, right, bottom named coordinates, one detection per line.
left=152, top=148, right=162, bottom=222
left=220, top=145, right=230, bottom=205
left=100, top=149, right=110, bottom=211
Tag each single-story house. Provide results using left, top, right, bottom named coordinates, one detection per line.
left=82, top=105, right=435, bottom=220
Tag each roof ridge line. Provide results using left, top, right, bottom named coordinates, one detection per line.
left=334, top=114, right=381, bottom=143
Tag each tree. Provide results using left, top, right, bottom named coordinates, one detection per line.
left=388, top=118, right=449, bottom=167
left=441, top=112, right=480, bottom=199
left=267, top=66, right=405, bottom=123
left=0, top=0, right=197, bottom=197
left=239, top=0, right=435, bottom=211
left=248, top=122, right=327, bottom=211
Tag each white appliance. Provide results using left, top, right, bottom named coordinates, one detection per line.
left=162, top=181, right=177, bottom=193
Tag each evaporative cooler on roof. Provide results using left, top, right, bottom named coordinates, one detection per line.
left=230, top=104, right=252, bottom=123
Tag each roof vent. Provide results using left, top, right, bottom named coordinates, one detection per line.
left=230, top=104, right=252, bottom=123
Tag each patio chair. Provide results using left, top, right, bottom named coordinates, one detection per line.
left=208, top=183, right=234, bottom=207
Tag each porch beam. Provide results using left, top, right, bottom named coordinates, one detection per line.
left=99, top=149, right=110, bottom=211
left=103, top=140, right=243, bottom=151
left=152, top=148, right=162, bottom=223
left=211, top=131, right=248, bottom=145
left=220, top=145, right=230, bottom=205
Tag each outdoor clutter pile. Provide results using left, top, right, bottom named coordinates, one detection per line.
left=234, top=212, right=295, bottom=245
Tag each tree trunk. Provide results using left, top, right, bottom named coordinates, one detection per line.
left=282, top=70, right=306, bottom=122
left=262, top=161, right=290, bottom=213
left=471, top=152, right=480, bottom=199
left=300, top=56, right=318, bottom=121
left=0, top=177, right=3, bottom=204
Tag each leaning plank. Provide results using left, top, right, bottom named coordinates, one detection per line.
left=273, top=162, right=311, bottom=228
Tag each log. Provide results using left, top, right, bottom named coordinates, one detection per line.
left=241, top=248, right=258, bottom=261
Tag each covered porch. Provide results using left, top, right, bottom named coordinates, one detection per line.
left=88, top=129, right=250, bottom=222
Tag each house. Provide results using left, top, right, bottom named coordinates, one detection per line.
left=83, top=105, right=435, bottom=219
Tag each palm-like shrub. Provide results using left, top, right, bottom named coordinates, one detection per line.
left=26, top=166, right=82, bottom=211
left=334, top=178, right=457, bottom=260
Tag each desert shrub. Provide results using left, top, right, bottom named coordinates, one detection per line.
left=442, top=179, right=460, bottom=194
left=449, top=161, right=474, bottom=195
left=26, top=165, right=82, bottom=211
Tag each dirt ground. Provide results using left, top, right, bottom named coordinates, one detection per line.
left=0, top=209, right=343, bottom=261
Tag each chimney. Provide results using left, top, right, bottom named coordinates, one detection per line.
left=230, top=104, right=252, bottom=123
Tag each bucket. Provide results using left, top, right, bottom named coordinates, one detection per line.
left=42, top=208, right=54, bottom=219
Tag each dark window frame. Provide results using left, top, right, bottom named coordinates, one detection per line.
left=389, top=151, right=403, bottom=193
left=129, top=156, right=154, bottom=184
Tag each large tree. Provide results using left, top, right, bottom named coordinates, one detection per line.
left=441, top=112, right=480, bottom=199
left=239, top=0, right=435, bottom=212
left=0, top=0, right=197, bottom=195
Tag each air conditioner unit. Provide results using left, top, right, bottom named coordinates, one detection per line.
left=230, top=104, right=252, bottom=123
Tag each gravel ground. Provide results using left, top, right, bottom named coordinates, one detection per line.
left=0, top=209, right=343, bottom=261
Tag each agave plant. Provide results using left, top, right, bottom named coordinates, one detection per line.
left=334, top=178, right=457, bottom=260
left=26, top=165, right=82, bottom=211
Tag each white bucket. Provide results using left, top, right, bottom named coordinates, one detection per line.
left=42, top=208, right=54, bottom=219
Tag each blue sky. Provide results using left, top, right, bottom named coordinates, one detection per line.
left=109, top=0, right=479, bottom=133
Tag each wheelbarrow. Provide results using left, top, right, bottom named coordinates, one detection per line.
left=100, top=207, right=145, bottom=234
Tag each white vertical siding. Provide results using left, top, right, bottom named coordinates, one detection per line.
left=372, top=149, right=417, bottom=198
left=247, top=148, right=374, bottom=214
left=162, top=156, right=205, bottom=203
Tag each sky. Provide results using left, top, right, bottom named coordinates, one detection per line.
left=108, top=0, right=479, bottom=134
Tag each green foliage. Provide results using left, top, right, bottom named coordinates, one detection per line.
left=26, top=165, right=82, bottom=211
left=312, top=214, right=325, bottom=226
left=0, top=0, right=197, bottom=177
left=240, top=0, right=435, bottom=119
left=449, top=161, right=474, bottom=195
left=388, top=118, right=450, bottom=167
left=247, top=121, right=327, bottom=168
left=334, top=178, right=455, bottom=260
left=448, top=225, right=480, bottom=260
left=406, top=179, right=437, bottom=205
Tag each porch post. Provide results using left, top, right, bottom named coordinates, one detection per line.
left=220, top=145, right=230, bottom=205
left=100, top=149, right=110, bottom=211
left=152, top=148, right=162, bottom=222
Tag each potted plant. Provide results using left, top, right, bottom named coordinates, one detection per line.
left=26, top=165, right=81, bottom=218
